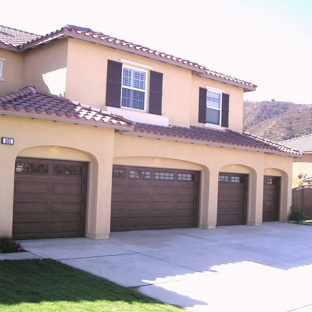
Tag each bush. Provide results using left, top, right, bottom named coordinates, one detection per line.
left=0, top=236, right=25, bottom=253
left=289, top=206, right=305, bottom=223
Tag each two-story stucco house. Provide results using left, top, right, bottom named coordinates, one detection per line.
left=0, top=25, right=301, bottom=240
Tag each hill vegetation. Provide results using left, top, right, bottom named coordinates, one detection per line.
left=243, top=100, right=312, bottom=141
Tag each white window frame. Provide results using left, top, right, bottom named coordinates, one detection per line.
left=0, top=57, right=5, bottom=81
left=205, top=86, right=223, bottom=126
left=121, top=65, right=148, bottom=112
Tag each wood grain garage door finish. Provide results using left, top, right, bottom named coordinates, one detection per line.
left=217, top=173, right=248, bottom=226
left=13, top=158, right=87, bottom=239
left=111, top=166, right=199, bottom=231
left=263, top=176, right=280, bottom=222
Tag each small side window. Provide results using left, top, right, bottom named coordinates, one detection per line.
left=0, top=60, right=4, bottom=80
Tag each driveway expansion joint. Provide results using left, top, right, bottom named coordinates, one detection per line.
left=56, top=252, right=136, bottom=261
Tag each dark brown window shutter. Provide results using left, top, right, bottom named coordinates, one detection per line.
left=221, top=93, right=229, bottom=127
left=106, top=60, right=122, bottom=108
left=198, top=87, right=207, bottom=123
left=149, top=71, right=163, bottom=115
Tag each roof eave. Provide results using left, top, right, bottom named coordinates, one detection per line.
left=20, top=29, right=256, bottom=91
left=0, top=42, right=20, bottom=52
left=0, top=109, right=134, bottom=132
left=122, top=131, right=299, bottom=157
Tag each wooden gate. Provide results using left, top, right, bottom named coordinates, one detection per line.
left=292, top=186, right=312, bottom=219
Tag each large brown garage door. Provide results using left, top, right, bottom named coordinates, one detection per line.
left=263, top=176, right=280, bottom=222
left=111, top=166, right=199, bottom=231
left=13, top=157, right=87, bottom=239
left=217, top=173, right=248, bottom=226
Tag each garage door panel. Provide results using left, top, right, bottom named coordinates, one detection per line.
left=127, top=217, right=151, bottom=227
left=152, top=195, right=175, bottom=202
left=175, top=216, right=195, bottom=225
left=50, top=203, right=83, bottom=213
left=13, top=158, right=87, bottom=239
left=111, top=166, right=199, bottom=231
left=176, top=186, right=195, bottom=196
left=152, top=217, right=175, bottom=226
left=51, top=183, right=83, bottom=195
left=15, top=182, right=49, bottom=194
left=175, top=209, right=195, bottom=217
left=111, top=203, right=126, bottom=212
left=153, top=185, right=175, bottom=195
left=152, top=202, right=174, bottom=211
left=263, top=176, right=280, bottom=222
left=128, top=194, right=152, bottom=201
left=13, top=202, right=48, bottom=213
left=50, top=221, right=82, bottom=232
left=13, top=222, right=47, bottom=234
left=217, top=173, right=247, bottom=226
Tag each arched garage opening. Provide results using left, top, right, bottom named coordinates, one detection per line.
left=13, top=146, right=93, bottom=239
left=263, top=168, right=288, bottom=222
left=217, top=165, right=256, bottom=226
left=111, top=157, right=203, bottom=231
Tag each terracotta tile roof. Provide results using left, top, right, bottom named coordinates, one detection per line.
left=0, top=25, right=40, bottom=50
left=281, top=134, right=312, bottom=153
left=0, top=87, right=134, bottom=130
left=131, top=123, right=301, bottom=156
left=0, top=24, right=256, bottom=91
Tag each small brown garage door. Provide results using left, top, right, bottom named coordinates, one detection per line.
left=217, top=173, right=248, bottom=226
left=13, top=157, right=87, bottom=239
left=111, top=166, right=199, bottom=231
left=263, top=176, right=280, bottom=222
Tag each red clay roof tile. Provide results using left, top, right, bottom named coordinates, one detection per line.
left=0, top=25, right=40, bottom=49
left=0, top=87, right=134, bottom=130
left=132, top=123, right=301, bottom=156
left=0, top=24, right=256, bottom=91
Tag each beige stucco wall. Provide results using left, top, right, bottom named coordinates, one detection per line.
left=0, top=49, right=23, bottom=96
left=3, top=37, right=245, bottom=132
left=22, top=39, right=68, bottom=96
left=0, top=115, right=115, bottom=239
left=64, top=39, right=244, bottom=130
left=0, top=114, right=294, bottom=239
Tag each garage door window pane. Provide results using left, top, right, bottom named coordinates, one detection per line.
left=178, top=173, right=195, bottom=181
left=155, top=172, right=174, bottom=180
left=231, top=176, right=244, bottom=183
left=53, top=166, right=82, bottom=175
left=113, top=169, right=126, bottom=178
left=130, top=170, right=151, bottom=179
left=218, top=175, right=228, bottom=182
left=266, top=178, right=278, bottom=185
left=15, top=162, right=48, bottom=174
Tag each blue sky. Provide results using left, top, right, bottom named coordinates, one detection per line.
left=2, top=0, right=312, bottom=104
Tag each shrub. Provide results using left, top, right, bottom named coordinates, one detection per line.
left=289, top=206, right=305, bottom=223
left=0, top=236, right=25, bottom=253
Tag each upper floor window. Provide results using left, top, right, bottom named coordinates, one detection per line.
left=106, top=60, right=163, bottom=115
left=206, top=90, right=222, bottom=125
left=121, top=67, right=147, bottom=111
left=198, top=87, right=229, bottom=128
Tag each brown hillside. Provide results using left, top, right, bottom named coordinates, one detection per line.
left=243, top=100, right=312, bottom=141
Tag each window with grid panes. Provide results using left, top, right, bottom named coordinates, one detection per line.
left=121, top=67, right=147, bottom=111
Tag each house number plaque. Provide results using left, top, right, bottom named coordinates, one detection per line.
left=1, top=137, right=14, bottom=145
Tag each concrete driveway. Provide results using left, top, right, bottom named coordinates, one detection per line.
left=18, top=222, right=312, bottom=312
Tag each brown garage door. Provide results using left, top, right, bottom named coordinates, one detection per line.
left=263, top=176, right=280, bottom=222
left=111, top=166, right=199, bottom=231
left=13, top=157, right=87, bottom=239
left=217, top=173, right=248, bottom=226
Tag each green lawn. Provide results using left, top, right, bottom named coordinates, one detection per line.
left=0, top=259, right=181, bottom=312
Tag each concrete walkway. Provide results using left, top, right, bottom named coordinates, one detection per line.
left=6, top=222, right=312, bottom=312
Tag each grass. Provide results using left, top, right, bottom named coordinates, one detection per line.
left=0, top=259, right=181, bottom=312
